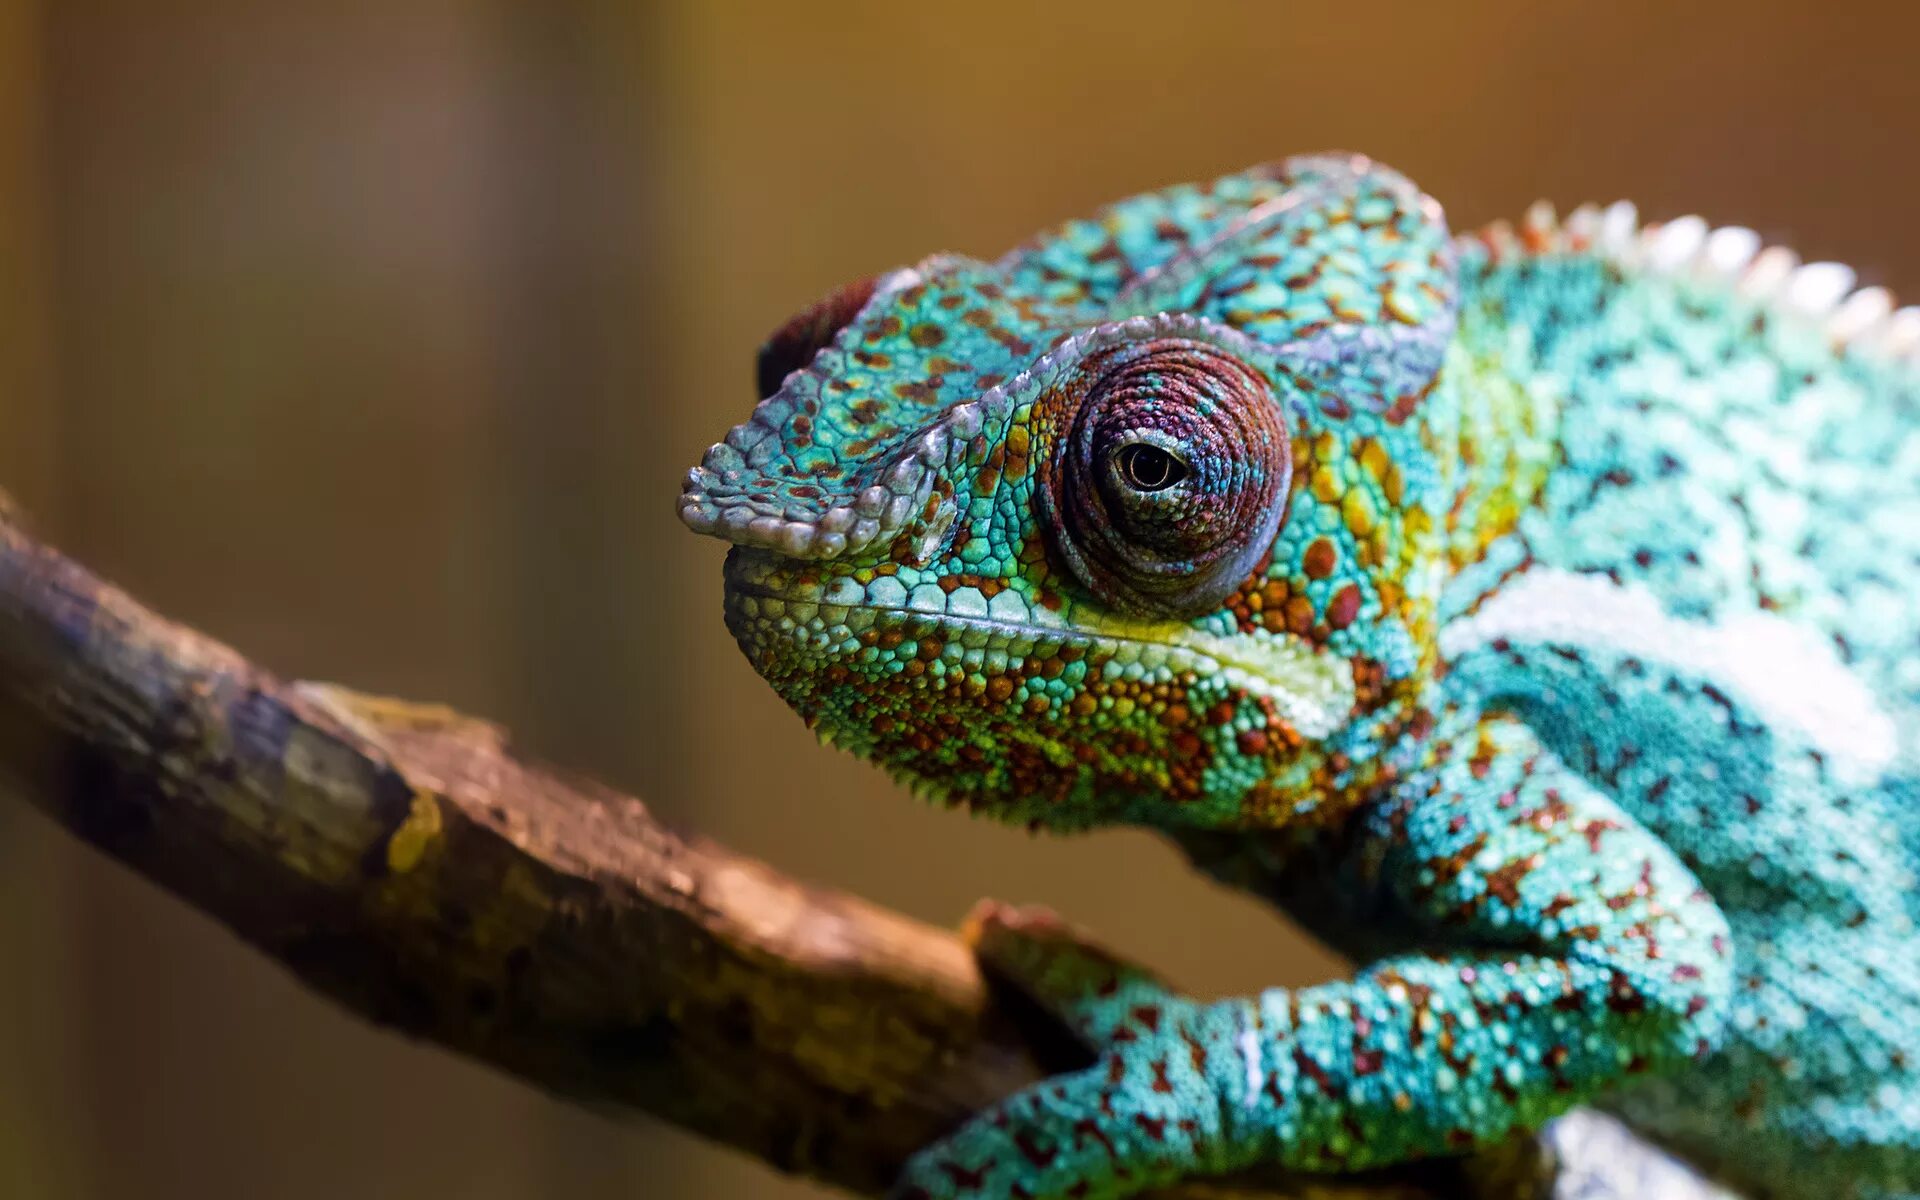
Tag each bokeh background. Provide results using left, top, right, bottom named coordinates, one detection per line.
left=0, top=4, right=1917, bottom=1197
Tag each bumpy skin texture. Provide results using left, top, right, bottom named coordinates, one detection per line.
left=680, top=155, right=1920, bottom=1199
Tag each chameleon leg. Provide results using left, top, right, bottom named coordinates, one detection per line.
left=890, top=715, right=1735, bottom=1199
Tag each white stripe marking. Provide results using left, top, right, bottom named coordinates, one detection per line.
left=1442, top=568, right=1896, bottom=783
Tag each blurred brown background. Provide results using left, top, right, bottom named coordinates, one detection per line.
left=0, top=3, right=1915, bottom=1197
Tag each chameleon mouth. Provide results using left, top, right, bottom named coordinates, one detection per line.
left=721, top=548, right=1357, bottom=740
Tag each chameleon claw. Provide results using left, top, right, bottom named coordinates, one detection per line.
left=963, top=899, right=1186, bottom=1046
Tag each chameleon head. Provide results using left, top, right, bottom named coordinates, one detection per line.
left=681, top=156, right=1458, bottom=831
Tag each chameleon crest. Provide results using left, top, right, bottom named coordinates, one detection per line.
left=681, top=156, right=1464, bottom=830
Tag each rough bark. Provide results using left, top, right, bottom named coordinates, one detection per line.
left=0, top=494, right=1533, bottom=1199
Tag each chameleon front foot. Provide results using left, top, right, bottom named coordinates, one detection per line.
left=890, top=903, right=1256, bottom=1200
left=961, top=901, right=1193, bottom=1045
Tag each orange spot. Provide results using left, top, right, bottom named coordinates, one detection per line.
left=1284, top=595, right=1316, bottom=637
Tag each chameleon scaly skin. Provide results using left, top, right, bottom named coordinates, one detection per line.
left=679, top=155, right=1920, bottom=1199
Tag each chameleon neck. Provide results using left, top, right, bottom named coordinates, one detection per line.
left=1428, top=282, right=1562, bottom=623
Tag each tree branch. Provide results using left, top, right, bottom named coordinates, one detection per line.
left=0, top=498, right=1601, bottom=1199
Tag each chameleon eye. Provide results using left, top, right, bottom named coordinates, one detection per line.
left=1114, top=443, right=1189, bottom=492
left=1040, top=338, right=1291, bottom=618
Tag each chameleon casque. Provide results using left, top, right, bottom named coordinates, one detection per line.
left=678, top=155, right=1920, bottom=1199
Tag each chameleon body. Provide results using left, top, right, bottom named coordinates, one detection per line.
left=679, top=155, right=1920, bottom=1199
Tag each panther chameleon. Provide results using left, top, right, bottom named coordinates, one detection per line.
left=678, top=154, right=1920, bottom=1200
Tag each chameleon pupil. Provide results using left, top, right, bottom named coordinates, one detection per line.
left=1118, top=443, right=1184, bottom=491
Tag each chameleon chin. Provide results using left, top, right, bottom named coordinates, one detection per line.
left=682, top=153, right=1920, bottom=1200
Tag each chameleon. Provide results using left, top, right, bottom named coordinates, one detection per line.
left=677, top=154, right=1920, bottom=1199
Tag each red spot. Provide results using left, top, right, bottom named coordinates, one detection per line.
left=937, top=1159, right=992, bottom=1189
left=1182, top=1029, right=1209, bottom=1072
left=1013, top=1131, right=1057, bottom=1168
left=1072, top=1118, right=1117, bottom=1158
left=1294, top=1048, right=1339, bottom=1097
left=1150, top=1058, right=1174, bottom=1093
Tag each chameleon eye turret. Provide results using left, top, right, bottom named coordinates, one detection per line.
left=1037, top=336, right=1291, bottom=618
